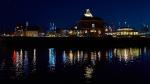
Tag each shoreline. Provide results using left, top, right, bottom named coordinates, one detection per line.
left=0, top=36, right=150, bottom=48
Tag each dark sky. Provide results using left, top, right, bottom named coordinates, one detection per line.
left=0, top=0, right=150, bottom=31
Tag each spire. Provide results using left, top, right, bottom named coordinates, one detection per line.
left=84, top=9, right=93, bottom=17
left=26, top=21, right=29, bottom=27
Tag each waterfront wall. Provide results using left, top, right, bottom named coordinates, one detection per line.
left=1, top=37, right=150, bottom=48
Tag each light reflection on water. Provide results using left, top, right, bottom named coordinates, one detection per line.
left=48, top=48, right=56, bottom=71
left=32, top=49, right=36, bottom=72
left=0, top=47, right=148, bottom=82
left=113, top=48, right=141, bottom=62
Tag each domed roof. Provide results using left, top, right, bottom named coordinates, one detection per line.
left=71, top=9, right=106, bottom=30
left=80, top=16, right=103, bottom=21
left=80, top=9, right=103, bottom=21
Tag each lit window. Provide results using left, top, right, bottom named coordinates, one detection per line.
left=90, top=30, right=94, bottom=32
left=85, top=30, right=88, bottom=33
left=74, top=26, right=77, bottom=29
left=130, top=32, right=133, bottom=35
left=90, top=29, right=96, bottom=33
left=92, top=24, right=95, bottom=28
left=98, top=30, right=101, bottom=34
left=105, top=28, right=108, bottom=32
left=121, top=32, right=124, bottom=35
left=134, top=32, right=138, bottom=35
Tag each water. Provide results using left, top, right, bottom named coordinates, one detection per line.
left=0, top=47, right=150, bottom=83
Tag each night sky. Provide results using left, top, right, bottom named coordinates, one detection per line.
left=0, top=0, right=150, bottom=31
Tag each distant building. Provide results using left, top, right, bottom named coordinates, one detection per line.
left=116, top=27, right=139, bottom=36
left=106, top=27, right=139, bottom=37
left=24, top=26, right=40, bottom=37
left=14, top=25, right=40, bottom=37
left=68, top=9, right=106, bottom=37
left=139, top=24, right=150, bottom=37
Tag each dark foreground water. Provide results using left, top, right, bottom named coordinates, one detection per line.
left=0, top=47, right=150, bottom=84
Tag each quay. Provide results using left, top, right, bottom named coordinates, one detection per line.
left=0, top=36, right=150, bottom=48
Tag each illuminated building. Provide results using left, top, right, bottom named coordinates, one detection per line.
left=46, top=22, right=57, bottom=37
left=24, top=26, right=40, bottom=37
left=116, top=27, right=139, bottom=36
left=106, top=27, right=139, bottom=37
left=68, top=9, right=105, bottom=37
left=14, top=25, right=40, bottom=37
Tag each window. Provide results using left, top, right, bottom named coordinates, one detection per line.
left=92, top=24, right=95, bottom=28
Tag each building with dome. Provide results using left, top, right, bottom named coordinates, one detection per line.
left=106, top=27, right=139, bottom=37
left=67, top=9, right=106, bottom=37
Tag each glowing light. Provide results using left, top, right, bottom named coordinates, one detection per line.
left=32, top=49, right=36, bottom=72
left=90, top=29, right=96, bottom=33
left=124, top=49, right=128, bottom=61
left=92, top=24, right=95, bottom=28
left=13, top=50, right=16, bottom=64
left=77, top=50, right=80, bottom=62
left=63, top=51, right=67, bottom=64
left=16, top=49, right=23, bottom=78
left=80, top=51, right=84, bottom=62
left=117, top=28, right=134, bottom=31
left=69, top=31, right=73, bottom=34
left=69, top=50, right=73, bottom=64
left=98, top=30, right=101, bottom=34
left=84, top=9, right=93, bottom=17
left=84, top=66, right=93, bottom=79
left=107, top=50, right=113, bottom=61
left=105, top=28, right=108, bottom=32
left=98, top=51, right=101, bottom=61
left=85, top=30, right=88, bottom=33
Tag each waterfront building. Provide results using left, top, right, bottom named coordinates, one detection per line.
left=14, top=25, right=40, bottom=37
left=106, top=27, right=139, bottom=37
left=115, top=27, right=139, bottom=36
left=24, top=26, right=40, bottom=37
left=68, top=9, right=106, bottom=37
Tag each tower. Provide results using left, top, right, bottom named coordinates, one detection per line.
left=49, top=22, right=57, bottom=32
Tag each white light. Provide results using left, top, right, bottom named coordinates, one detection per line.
left=92, top=24, right=95, bottom=28
left=84, top=9, right=93, bottom=17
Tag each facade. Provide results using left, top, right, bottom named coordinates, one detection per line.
left=106, top=27, right=139, bottom=37
left=116, top=27, right=139, bottom=36
left=68, top=9, right=106, bottom=37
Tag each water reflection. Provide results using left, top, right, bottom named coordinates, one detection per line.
left=15, top=49, right=23, bottom=78
left=113, top=48, right=141, bottom=62
left=84, top=65, right=94, bottom=79
left=12, top=49, right=37, bottom=79
left=32, top=49, right=36, bottom=72
left=0, top=47, right=146, bottom=81
left=48, top=48, right=56, bottom=71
